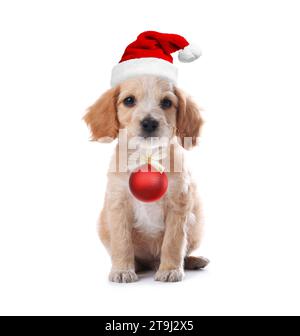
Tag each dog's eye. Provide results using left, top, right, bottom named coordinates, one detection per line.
left=160, top=98, right=172, bottom=109
left=123, top=96, right=136, bottom=107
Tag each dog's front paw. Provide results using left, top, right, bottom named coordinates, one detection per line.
left=155, top=269, right=184, bottom=282
left=109, top=269, right=138, bottom=283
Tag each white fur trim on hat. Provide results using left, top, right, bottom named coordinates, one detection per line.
left=111, top=58, right=178, bottom=87
left=178, top=44, right=202, bottom=63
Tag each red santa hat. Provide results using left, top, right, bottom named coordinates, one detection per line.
left=111, top=31, right=201, bottom=87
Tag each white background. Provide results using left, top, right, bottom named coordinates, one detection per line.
left=0, top=0, right=300, bottom=316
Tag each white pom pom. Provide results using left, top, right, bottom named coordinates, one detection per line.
left=178, top=44, right=202, bottom=63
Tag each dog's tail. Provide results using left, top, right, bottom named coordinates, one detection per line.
left=184, top=256, right=210, bottom=270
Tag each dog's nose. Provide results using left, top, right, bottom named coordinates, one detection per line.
left=141, top=117, right=159, bottom=133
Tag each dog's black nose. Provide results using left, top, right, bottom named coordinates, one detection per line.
left=141, top=117, right=159, bottom=133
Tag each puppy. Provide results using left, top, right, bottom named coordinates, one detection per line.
left=84, top=75, right=209, bottom=282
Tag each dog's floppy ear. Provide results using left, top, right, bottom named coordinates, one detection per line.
left=84, top=86, right=120, bottom=141
left=175, top=87, right=203, bottom=149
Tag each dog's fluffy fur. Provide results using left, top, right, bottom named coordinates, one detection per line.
left=84, top=75, right=208, bottom=282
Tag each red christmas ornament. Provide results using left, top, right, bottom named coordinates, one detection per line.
left=129, top=164, right=168, bottom=202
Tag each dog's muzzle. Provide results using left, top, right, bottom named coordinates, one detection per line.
left=140, top=117, right=159, bottom=136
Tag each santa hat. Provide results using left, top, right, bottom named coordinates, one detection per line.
left=111, top=31, right=201, bottom=87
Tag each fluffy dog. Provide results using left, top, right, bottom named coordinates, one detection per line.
left=84, top=75, right=209, bottom=282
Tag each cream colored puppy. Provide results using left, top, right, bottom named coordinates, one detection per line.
left=84, top=75, right=209, bottom=283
